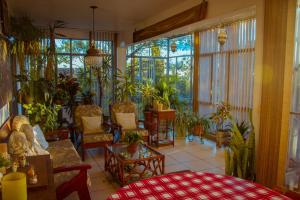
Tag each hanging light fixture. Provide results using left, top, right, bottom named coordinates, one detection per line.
left=85, top=6, right=104, bottom=68
left=217, top=26, right=227, bottom=46
left=170, top=41, right=177, bottom=52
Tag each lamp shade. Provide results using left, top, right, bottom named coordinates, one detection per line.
left=84, top=44, right=103, bottom=67
left=2, top=172, right=27, bottom=200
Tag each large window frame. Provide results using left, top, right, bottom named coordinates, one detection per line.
left=126, top=34, right=194, bottom=108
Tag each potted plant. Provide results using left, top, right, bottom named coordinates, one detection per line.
left=23, top=103, right=61, bottom=133
left=225, top=114, right=255, bottom=180
left=0, top=154, right=10, bottom=175
left=210, top=102, right=231, bottom=147
left=175, top=111, right=193, bottom=138
left=191, top=115, right=211, bottom=143
left=124, top=132, right=144, bottom=154
left=140, top=81, right=158, bottom=124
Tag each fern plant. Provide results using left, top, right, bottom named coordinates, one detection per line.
left=224, top=113, right=255, bottom=181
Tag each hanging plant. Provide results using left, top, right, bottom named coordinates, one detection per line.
left=45, top=20, right=65, bottom=81
left=10, top=16, right=44, bottom=74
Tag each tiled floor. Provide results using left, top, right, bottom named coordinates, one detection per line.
left=66, top=137, right=225, bottom=200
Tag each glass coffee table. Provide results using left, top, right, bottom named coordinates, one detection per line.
left=104, top=143, right=165, bottom=185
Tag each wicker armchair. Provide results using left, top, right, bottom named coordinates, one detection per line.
left=110, top=102, right=149, bottom=143
left=74, top=105, right=113, bottom=160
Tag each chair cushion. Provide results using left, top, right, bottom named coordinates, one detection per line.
left=116, top=113, right=137, bottom=130
left=47, top=140, right=82, bottom=187
left=12, top=115, right=30, bottom=132
left=111, top=102, right=138, bottom=124
left=33, top=125, right=49, bottom=149
left=81, top=116, right=103, bottom=134
left=83, top=133, right=113, bottom=144
left=74, top=105, right=102, bottom=132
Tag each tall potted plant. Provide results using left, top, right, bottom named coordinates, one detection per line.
left=225, top=114, right=255, bottom=181
left=191, top=115, right=211, bottom=143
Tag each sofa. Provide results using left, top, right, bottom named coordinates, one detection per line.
left=6, top=115, right=91, bottom=200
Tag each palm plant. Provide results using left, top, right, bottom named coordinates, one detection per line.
left=224, top=113, right=255, bottom=181
left=140, top=80, right=158, bottom=111
left=114, top=70, right=139, bottom=102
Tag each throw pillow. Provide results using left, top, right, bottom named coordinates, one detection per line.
left=81, top=116, right=103, bottom=134
left=115, top=113, right=137, bottom=130
left=32, top=125, right=49, bottom=149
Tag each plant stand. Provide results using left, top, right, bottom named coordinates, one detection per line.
left=216, top=131, right=231, bottom=148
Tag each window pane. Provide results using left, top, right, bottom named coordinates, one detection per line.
left=150, top=39, right=168, bottom=57
left=96, top=41, right=112, bottom=55
left=199, top=56, right=211, bottom=103
left=72, top=56, right=84, bottom=78
left=176, top=56, right=192, bottom=102
left=57, top=55, right=70, bottom=75
left=169, top=35, right=193, bottom=57
left=55, top=39, right=71, bottom=53
left=169, top=57, right=176, bottom=76
left=72, top=40, right=89, bottom=54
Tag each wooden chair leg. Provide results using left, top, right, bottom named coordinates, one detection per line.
left=77, top=184, right=91, bottom=200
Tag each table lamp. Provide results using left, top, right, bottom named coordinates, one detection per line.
left=2, top=172, right=27, bottom=200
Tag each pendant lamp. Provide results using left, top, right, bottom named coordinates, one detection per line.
left=85, top=6, right=104, bottom=68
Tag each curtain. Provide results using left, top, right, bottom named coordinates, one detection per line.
left=286, top=2, right=300, bottom=190
left=198, top=18, right=256, bottom=123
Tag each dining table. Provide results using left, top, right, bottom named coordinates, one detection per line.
left=106, top=171, right=291, bottom=200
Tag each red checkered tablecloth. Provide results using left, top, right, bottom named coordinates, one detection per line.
left=107, top=172, right=290, bottom=200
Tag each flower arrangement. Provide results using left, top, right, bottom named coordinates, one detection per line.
left=210, top=102, right=231, bottom=131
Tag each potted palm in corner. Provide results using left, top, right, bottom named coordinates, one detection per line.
left=140, top=81, right=158, bottom=121
left=225, top=114, right=255, bottom=181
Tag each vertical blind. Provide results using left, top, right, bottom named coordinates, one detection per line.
left=198, top=18, right=256, bottom=122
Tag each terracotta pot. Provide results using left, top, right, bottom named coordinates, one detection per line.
left=127, top=143, right=138, bottom=154
left=193, top=125, right=204, bottom=136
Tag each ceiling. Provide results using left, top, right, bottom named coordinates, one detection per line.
left=7, top=0, right=184, bottom=32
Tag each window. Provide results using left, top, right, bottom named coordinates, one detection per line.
left=198, top=18, right=256, bottom=123
left=126, top=35, right=194, bottom=116
left=55, top=39, right=114, bottom=115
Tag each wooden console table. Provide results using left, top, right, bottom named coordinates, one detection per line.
left=150, top=109, right=176, bottom=147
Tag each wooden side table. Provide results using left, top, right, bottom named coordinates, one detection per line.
left=150, top=109, right=176, bottom=147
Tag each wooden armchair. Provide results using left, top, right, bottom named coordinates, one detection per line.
left=48, top=139, right=92, bottom=200
left=74, top=105, right=113, bottom=160
left=110, top=102, right=149, bottom=143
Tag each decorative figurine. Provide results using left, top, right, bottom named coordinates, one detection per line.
left=27, top=165, right=38, bottom=184
left=19, top=155, right=27, bottom=167
left=12, top=161, right=18, bottom=172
